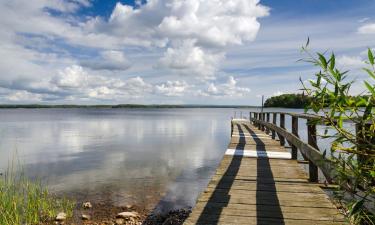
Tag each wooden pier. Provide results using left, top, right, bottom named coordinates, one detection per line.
left=184, top=114, right=348, bottom=225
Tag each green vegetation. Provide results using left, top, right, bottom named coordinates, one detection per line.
left=0, top=164, right=74, bottom=224
left=264, top=93, right=373, bottom=108
left=300, top=40, right=375, bottom=224
left=264, top=93, right=311, bottom=108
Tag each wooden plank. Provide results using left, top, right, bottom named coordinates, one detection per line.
left=184, top=121, right=346, bottom=225
left=185, top=215, right=345, bottom=225
left=224, top=149, right=291, bottom=159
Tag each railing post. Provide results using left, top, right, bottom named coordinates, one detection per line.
left=254, top=113, right=258, bottom=126
left=272, top=113, right=277, bottom=139
left=279, top=113, right=285, bottom=146
left=258, top=113, right=262, bottom=130
left=261, top=113, right=265, bottom=131
left=249, top=112, right=252, bottom=122
left=291, top=116, right=298, bottom=159
left=307, top=120, right=319, bottom=182
left=266, top=113, right=270, bottom=134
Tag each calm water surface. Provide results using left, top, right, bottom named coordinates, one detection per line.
left=1, top=107, right=336, bottom=212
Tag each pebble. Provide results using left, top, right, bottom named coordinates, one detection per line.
left=125, top=204, right=133, bottom=209
left=83, top=202, right=93, bottom=209
left=82, top=214, right=91, bottom=220
left=115, top=218, right=125, bottom=225
left=55, top=212, right=67, bottom=221
left=116, top=211, right=140, bottom=219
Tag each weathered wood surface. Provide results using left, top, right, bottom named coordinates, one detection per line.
left=184, top=120, right=347, bottom=225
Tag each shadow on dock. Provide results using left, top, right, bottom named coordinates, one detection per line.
left=244, top=123, right=285, bottom=225
left=194, top=122, right=285, bottom=224
left=195, top=123, right=246, bottom=224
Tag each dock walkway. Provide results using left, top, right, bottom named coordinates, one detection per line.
left=184, top=120, right=346, bottom=225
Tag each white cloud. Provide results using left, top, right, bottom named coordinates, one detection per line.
left=5, top=90, right=42, bottom=102
left=51, top=65, right=152, bottom=100
left=358, top=23, right=375, bottom=34
left=358, top=18, right=370, bottom=23
left=81, top=50, right=131, bottom=71
left=154, top=80, right=190, bottom=96
left=82, top=0, right=268, bottom=79
left=272, top=91, right=284, bottom=96
left=53, top=65, right=89, bottom=89
left=158, top=40, right=224, bottom=80
left=337, top=55, right=366, bottom=68
left=0, top=0, right=269, bottom=103
left=200, top=76, right=250, bottom=97
left=157, top=0, right=269, bottom=47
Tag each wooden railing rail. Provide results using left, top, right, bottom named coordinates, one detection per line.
left=242, top=111, right=374, bottom=213
left=249, top=113, right=335, bottom=183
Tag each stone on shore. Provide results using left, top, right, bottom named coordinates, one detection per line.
left=55, top=212, right=67, bottom=221
left=115, top=218, right=125, bottom=224
left=116, top=211, right=140, bottom=219
left=83, top=202, right=93, bottom=209
left=81, top=214, right=91, bottom=220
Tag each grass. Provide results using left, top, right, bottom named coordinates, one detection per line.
left=0, top=162, right=75, bottom=224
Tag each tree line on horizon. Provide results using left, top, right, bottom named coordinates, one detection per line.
left=264, top=93, right=374, bottom=108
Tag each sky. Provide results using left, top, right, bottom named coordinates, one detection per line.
left=0, top=0, right=374, bottom=105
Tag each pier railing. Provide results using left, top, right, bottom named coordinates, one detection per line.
left=248, top=111, right=375, bottom=212
left=248, top=111, right=332, bottom=183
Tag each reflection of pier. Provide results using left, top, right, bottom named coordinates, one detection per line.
left=185, top=113, right=348, bottom=225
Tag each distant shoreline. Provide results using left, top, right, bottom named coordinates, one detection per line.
left=0, top=104, right=260, bottom=109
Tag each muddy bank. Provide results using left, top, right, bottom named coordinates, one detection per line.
left=60, top=201, right=191, bottom=225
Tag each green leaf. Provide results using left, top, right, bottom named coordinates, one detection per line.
left=364, top=81, right=375, bottom=95
left=363, top=68, right=375, bottom=80
left=322, top=149, right=327, bottom=158
left=338, top=117, right=343, bottom=128
left=368, top=48, right=374, bottom=66
left=318, top=53, right=327, bottom=70
left=329, top=53, right=335, bottom=70
left=348, top=199, right=364, bottom=217
left=356, top=98, right=367, bottom=107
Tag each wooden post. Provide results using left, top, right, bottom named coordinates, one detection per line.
left=272, top=113, right=277, bottom=139
left=258, top=113, right=262, bottom=130
left=249, top=112, right=252, bottom=122
left=231, top=120, right=233, bottom=137
left=261, top=113, right=266, bottom=131
left=307, top=120, right=319, bottom=182
left=291, top=116, right=298, bottom=160
left=279, top=113, right=285, bottom=146
left=265, top=113, right=270, bottom=134
left=254, top=113, right=258, bottom=126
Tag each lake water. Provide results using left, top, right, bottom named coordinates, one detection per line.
left=0, top=108, right=335, bottom=212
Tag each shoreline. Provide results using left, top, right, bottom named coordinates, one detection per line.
left=63, top=200, right=191, bottom=225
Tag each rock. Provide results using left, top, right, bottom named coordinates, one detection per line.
left=81, top=214, right=91, bottom=220
left=55, top=212, right=67, bottom=221
left=83, top=202, right=93, bottom=209
left=116, top=211, right=140, bottom=219
left=115, top=218, right=125, bottom=225
left=125, top=204, right=133, bottom=209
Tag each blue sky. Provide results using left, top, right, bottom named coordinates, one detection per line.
left=0, top=0, right=374, bottom=105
